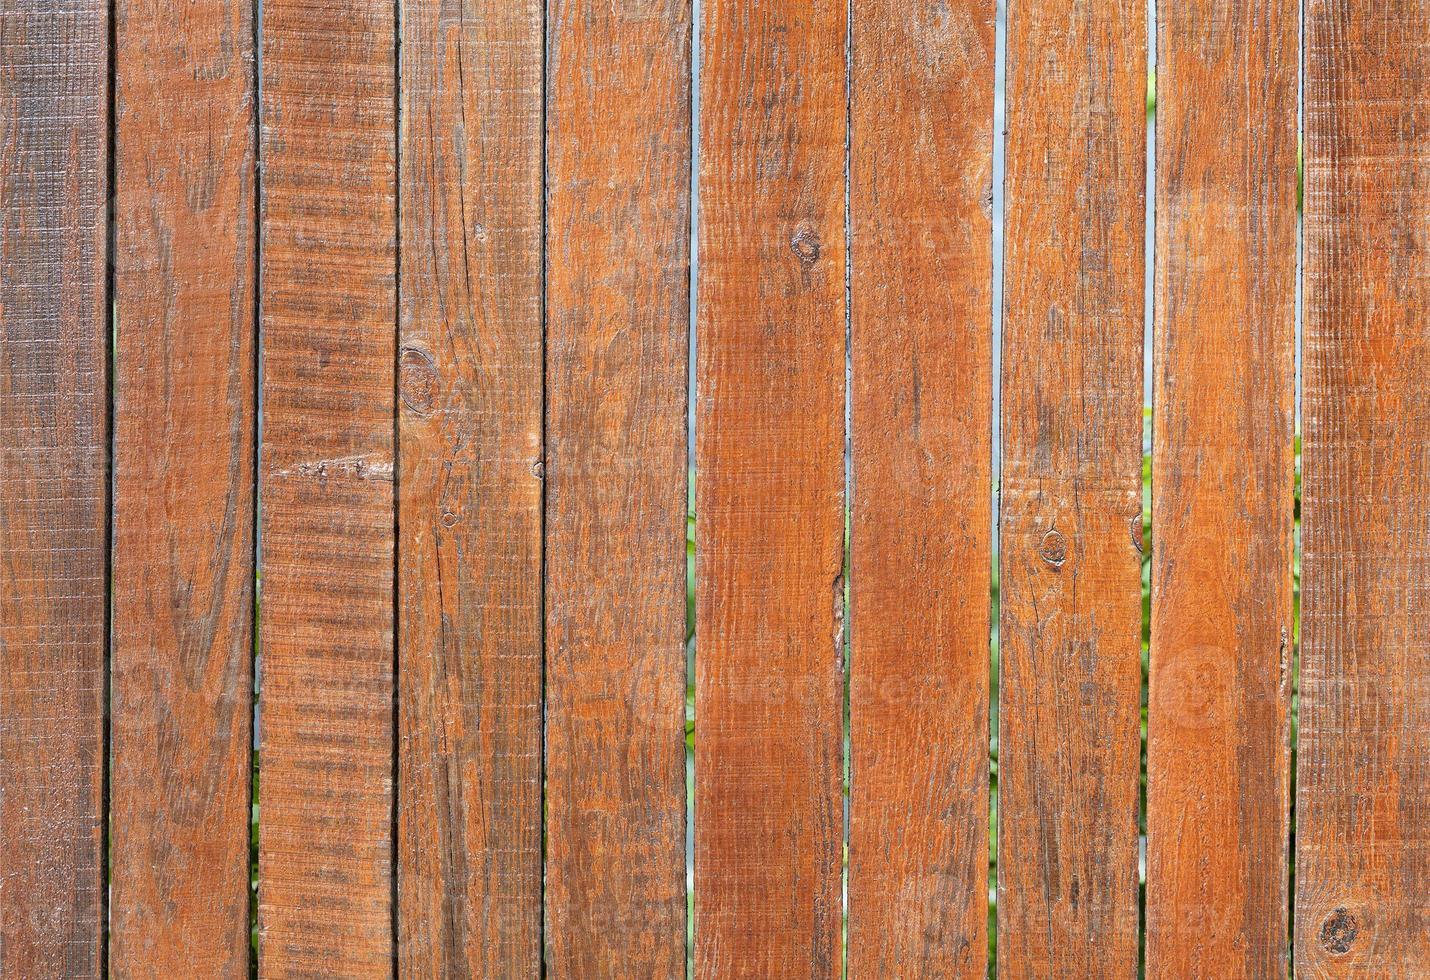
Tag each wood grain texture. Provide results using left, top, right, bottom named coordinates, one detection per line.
left=0, top=2, right=109, bottom=976
left=695, top=1, right=846, bottom=976
left=1297, top=1, right=1430, bottom=975
left=258, top=0, right=396, bottom=973
left=545, top=0, right=690, bottom=975
left=395, top=0, right=542, bottom=974
left=848, top=1, right=994, bottom=975
left=1146, top=3, right=1297, bottom=977
left=110, top=0, right=256, bottom=975
left=997, top=0, right=1145, bottom=975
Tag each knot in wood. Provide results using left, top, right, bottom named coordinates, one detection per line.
left=790, top=224, right=821, bottom=265
left=1039, top=528, right=1068, bottom=568
left=399, top=347, right=438, bottom=415
left=1319, top=908, right=1358, bottom=955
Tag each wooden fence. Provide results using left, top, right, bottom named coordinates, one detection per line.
left=0, top=0, right=1425, bottom=977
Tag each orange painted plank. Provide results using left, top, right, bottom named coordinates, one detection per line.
left=258, top=0, right=396, bottom=972
left=695, top=0, right=847, bottom=975
left=109, top=0, right=257, bottom=975
left=1145, top=3, right=1297, bottom=976
left=1297, top=2, right=1430, bottom=975
left=394, top=0, right=543, bottom=973
left=0, top=2, right=109, bottom=975
left=997, top=0, right=1146, bottom=975
left=544, top=0, right=691, bottom=975
left=848, top=0, right=995, bottom=975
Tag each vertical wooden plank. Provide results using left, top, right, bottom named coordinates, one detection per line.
left=258, top=0, right=396, bottom=972
left=1146, top=2, right=1297, bottom=976
left=545, top=0, right=690, bottom=975
left=847, top=0, right=994, bottom=975
left=394, top=0, right=542, bottom=974
left=997, top=0, right=1145, bottom=975
left=1298, top=2, right=1430, bottom=975
left=695, top=1, right=846, bottom=975
left=0, top=2, right=108, bottom=976
left=109, top=0, right=256, bottom=975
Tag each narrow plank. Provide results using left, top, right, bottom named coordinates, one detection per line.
left=1297, top=1, right=1430, bottom=975
left=545, top=0, right=691, bottom=975
left=848, top=1, right=995, bottom=975
left=1145, top=2, right=1297, bottom=976
left=0, top=2, right=109, bottom=976
left=394, top=0, right=543, bottom=974
left=695, top=0, right=847, bottom=975
left=109, top=0, right=257, bottom=975
left=258, top=0, right=397, bottom=972
left=997, top=0, right=1146, bottom=975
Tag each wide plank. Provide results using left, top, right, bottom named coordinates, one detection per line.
left=1297, top=1, right=1430, bottom=975
left=695, top=0, right=847, bottom=975
left=110, top=0, right=257, bottom=975
left=1146, top=2, right=1298, bottom=977
left=395, top=0, right=543, bottom=973
left=0, top=2, right=109, bottom=975
left=258, top=0, right=397, bottom=972
left=997, top=0, right=1146, bottom=975
left=848, top=1, right=995, bottom=975
left=545, top=0, right=691, bottom=975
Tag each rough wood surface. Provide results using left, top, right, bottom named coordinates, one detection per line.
left=395, top=0, right=543, bottom=974
left=258, top=0, right=397, bottom=973
left=1297, top=1, right=1430, bottom=975
left=848, top=1, right=995, bottom=975
left=1146, top=3, right=1297, bottom=977
left=695, top=0, right=847, bottom=975
left=0, top=2, right=109, bottom=976
left=997, top=0, right=1146, bottom=975
left=109, top=0, right=256, bottom=975
left=544, top=0, right=691, bottom=975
